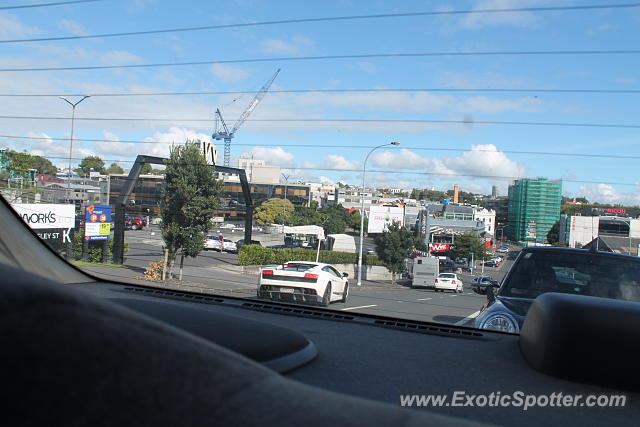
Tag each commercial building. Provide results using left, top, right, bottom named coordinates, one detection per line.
left=108, top=174, right=311, bottom=223
left=559, top=214, right=640, bottom=255
left=236, top=157, right=281, bottom=184
left=507, top=178, right=562, bottom=243
left=334, top=187, right=383, bottom=210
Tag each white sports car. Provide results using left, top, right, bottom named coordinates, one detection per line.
left=257, top=261, right=349, bottom=306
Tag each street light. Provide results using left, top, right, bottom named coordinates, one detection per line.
left=281, top=173, right=290, bottom=232
left=59, top=95, right=90, bottom=203
left=357, top=141, right=400, bottom=286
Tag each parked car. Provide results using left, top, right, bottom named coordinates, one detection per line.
left=124, top=215, right=147, bottom=230
left=258, top=261, right=349, bottom=306
left=434, top=273, right=463, bottom=293
left=204, top=236, right=223, bottom=251
left=222, top=239, right=237, bottom=253
left=474, top=247, right=640, bottom=333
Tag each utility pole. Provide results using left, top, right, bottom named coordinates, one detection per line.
left=59, top=95, right=90, bottom=203
left=281, top=173, right=289, bottom=231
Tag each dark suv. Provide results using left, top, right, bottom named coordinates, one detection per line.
left=474, top=246, right=640, bottom=333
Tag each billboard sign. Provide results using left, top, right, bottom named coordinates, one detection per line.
left=429, top=243, right=450, bottom=252
left=85, top=204, right=112, bottom=241
left=367, top=205, right=404, bottom=233
left=13, top=203, right=75, bottom=230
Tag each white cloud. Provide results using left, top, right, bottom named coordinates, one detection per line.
left=324, top=154, right=359, bottom=170
left=459, top=0, right=542, bottom=30
left=0, top=12, right=41, bottom=38
left=578, top=184, right=640, bottom=206
left=244, top=146, right=296, bottom=167
left=142, top=127, right=212, bottom=158
left=443, top=144, right=526, bottom=179
left=210, top=64, right=250, bottom=82
left=370, top=145, right=525, bottom=181
left=57, top=19, right=89, bottom=36
left=260, top=35, right=314, bottom=55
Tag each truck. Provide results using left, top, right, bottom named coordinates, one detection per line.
left=409, top=256, right=439, bottom=289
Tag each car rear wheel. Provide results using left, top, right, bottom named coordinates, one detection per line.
left=131, top=224, right=138, bottom=230
left=322, top=283, right=332, bottom=307
left=340, top=283, right=349, bottom=303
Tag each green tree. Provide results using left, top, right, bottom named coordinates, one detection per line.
left=445, top=233, right=487, bottom=263
left=254, top=198, right=295, bottom=225
left=161, top=142, right=223, bottom=280
left=348, top=211, right=368, bottom=232
left=374, top=222, right=415, bottom=282
left=547, top=220, right=560, bottom=244
left=105, top=162, right=124, bottom=174
left=318, top=205, right=347, bottom=235
left=141, top=162, right=153, bottom=175
left=78, top=156, right=105, bottom=175
left=30, top=156, right=57, bottom=175
left=6, top=150, right=35, bottom=176
left=290, top=201, right=321, bottom=226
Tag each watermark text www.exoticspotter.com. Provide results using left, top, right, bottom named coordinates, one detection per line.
left=400, top=392, right=627, bottom=411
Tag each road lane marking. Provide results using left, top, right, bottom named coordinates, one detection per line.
left=455, top=310, right=481, bottom=326
left=341, top=304, right=377, bottom=311
left=416, top=297, right=432, bottom=301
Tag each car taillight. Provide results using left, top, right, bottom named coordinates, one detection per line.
left=304, top=273, right=318, bottom=280
left=262, top=270, right=274, bottom=277
left=435, top=279, right=439, bottom=283
left=452, top=280, right=456, bottom=284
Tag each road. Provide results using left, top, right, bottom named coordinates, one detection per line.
left=87, top=227, right=516, bottom=327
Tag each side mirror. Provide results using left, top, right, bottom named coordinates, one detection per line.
left=342, top=272, right=349, bottom=278
left=487, top=285, right=497, bottom=303
left=472, top=286, right=487, bottom=295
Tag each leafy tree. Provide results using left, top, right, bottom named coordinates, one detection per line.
left=348, top=210, right=368, bottom=232
left=161, top=142, right=223, bottom=280
left=318, top=205, right=347, bottom=235
left=4, top=150, right=57, bottom=177
left=141, top=162, right=153, bottom=175
left=445, top=233, right=487, bottom=263
left=547, top=220, right=560, bottom=244
left=78, top=156, right=105, bottom=175
left=290, top=201, right=321, bottom=226
left=150, top=168, right=166, bottom=175
left=105, top=162, right=124, bottom=174
left=373, top=222, right=415, bottom=282
left=30, top=156, right=57, bottom=174
left=254, top=198, right=295, bottom=225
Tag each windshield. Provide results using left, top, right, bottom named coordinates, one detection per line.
left=1, top=0, right=639, bottom=334
left=501, top=251, right=640, bottom=301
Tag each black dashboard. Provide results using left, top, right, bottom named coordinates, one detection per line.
left=77, top=280, right=639, bottom=427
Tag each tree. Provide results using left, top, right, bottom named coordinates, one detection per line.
left=445, top=233, right=487, bottom=263
left=30, top=156, right=57, bottom=175
left=290, top=201, right=321, bottom=226
left=547, top=220, right=560, bottom=244
left=348, top=211, right=368, bottom=232
left=78, top=156, right=105, bottom=175
left=318, top=205, right=347, bottom=235
left=254, top=198, right=295, bottom=225
left=374, top=222, right=415, bottom=283
left=141, top=162, right=153, bottom=175
left=160, top=142, right=223, bottom=280
left=105, top=163, right=124, bottom=174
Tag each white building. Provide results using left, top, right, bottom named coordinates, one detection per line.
left=334, top=187, right=384, bottom=210
left=473, top=207, right=496, bottom=236
left=237, top=157, right=280, bottom=184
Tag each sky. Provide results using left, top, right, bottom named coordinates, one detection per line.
left=0, top=0, right=639, bottom=204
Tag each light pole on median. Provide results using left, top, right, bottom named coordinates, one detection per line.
left=59, top=95, right=90, bottom=203
left=357, top=141, right=400, bottom=286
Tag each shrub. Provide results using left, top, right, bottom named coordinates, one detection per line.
left=238, top=244, right=384, bottom=266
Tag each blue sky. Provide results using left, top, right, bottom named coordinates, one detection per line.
left=1, top=0, right=639, bottom=204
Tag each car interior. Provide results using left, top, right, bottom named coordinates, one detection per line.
left=1, top=196, right=639, bottom=426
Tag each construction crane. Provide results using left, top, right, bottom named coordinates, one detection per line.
left=213, top=69, right=281, bottom=166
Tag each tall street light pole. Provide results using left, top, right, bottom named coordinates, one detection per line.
left=281, top=173, right=289, bottom=231
left=357, top=141, right=400, bottom=286
left=59, top=95, right=90, bottom=203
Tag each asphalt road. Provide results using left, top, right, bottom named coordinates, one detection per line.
left=87, top=228, right=517, bottom=328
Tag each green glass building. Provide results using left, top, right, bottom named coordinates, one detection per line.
left=507, top=178, right=562, bottom=243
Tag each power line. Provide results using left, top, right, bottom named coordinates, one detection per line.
left=2, top=49, right=640, bottom=73
left=0, top=0, right=100, bottom=10
left=2, top=133, right=639, bottom=160
left=24, top=155, right=640, bottom=187
left=1, top=2, right=638, bottom=43
left=1, top=87, right=639, bottom=97
left=1, top=115, right=640, bottom=129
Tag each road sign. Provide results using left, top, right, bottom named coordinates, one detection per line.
left=85, top=204, right=112, bottom=241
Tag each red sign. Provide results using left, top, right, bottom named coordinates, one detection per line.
left=606, top=208, right=626, bottom=214
left=429, top=243, right=451, bottom=252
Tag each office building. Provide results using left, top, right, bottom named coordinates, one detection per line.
left=507, top=178, right=562, bottom=243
